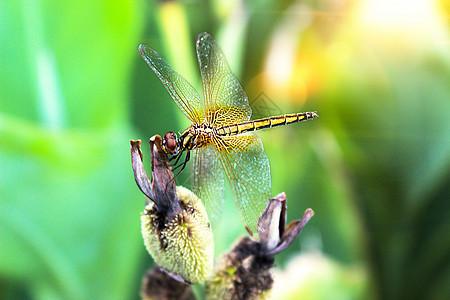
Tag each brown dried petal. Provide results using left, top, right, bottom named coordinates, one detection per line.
left=130, top=140, right=153, bottom=201
left=266, top=208, right=314, bottom=256
left=149, top=135, right=180, bottom=215
left=130, top=136, right=181, bottom=215
left=257, top=192, right=287, bottom=251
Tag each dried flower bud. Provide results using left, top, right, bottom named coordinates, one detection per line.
left=205, top=192, right=314, bottom=299
left=141, top=266, right=196, bottom=300
left=131, top=136, right=214, bottom=284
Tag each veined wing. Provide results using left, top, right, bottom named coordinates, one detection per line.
left=191, top=144, right=225, bottom=230
left=213, top=134, right=272, bottom=234
left=139, top=44, right=205, bottom=124
left=196, top=32, right=251, bottom=127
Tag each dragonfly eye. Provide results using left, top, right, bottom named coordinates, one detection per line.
left=163, top=131, right=178, bottom=155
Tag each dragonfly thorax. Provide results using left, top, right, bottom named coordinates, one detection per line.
left=178, top=122, right=217, bottom=152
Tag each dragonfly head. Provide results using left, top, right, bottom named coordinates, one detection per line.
left=162, top=131, right=179, bottom=155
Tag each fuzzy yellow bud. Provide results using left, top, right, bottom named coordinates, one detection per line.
left=141, top=186, right=214, bottom=284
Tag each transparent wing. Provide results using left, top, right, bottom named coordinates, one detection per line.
left=139, top=44, right=205, bottom=124
left=196, top=32, right=252, bottom=127
left=213, top=134, right=272, bottom=234
left=191, top=144, right=225, bottom=230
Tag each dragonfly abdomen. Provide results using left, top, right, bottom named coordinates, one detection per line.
left=217, top=111, right=318, bottom=136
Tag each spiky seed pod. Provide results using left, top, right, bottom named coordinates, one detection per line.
left=141, top=186, right=214, bottom=284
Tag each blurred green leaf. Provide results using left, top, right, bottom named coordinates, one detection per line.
left=0, top=115, right=146, bottom=299
left=0, top=0, right=146, bottom=298
left=0, top=0, right=143, bottom=129
left=319, top=34, right=450, bottom=299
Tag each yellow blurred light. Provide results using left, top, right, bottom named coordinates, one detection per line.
left=266, top=34, right=296, bottom=86
left=360, top=0, right=439, bottom=32
left=158, top=2, right=197, bottom=83
left=263, top=3, right=314, bottom=104
left=356, top=0, right=448, bottom=57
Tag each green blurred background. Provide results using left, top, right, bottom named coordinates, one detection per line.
left=1, top=0, right=449, bottom=299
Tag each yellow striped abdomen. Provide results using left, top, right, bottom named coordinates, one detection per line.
left=217, top=111, right=318, bottom=136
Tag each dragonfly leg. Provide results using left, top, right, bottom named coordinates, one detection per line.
left=173, top=151, right=191, bottom=179
left=171, top=151, right=185, bottom=168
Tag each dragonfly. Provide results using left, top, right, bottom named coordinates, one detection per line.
left=139, top=32, right=318, bottom=234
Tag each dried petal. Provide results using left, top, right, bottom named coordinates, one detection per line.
left=130, top=140, right=153, bottom=201
left=149, top=135, right=180, bottom=214
left=131, top=136, right=181, bottom=215
left=267, top=208, right=314, bottom=256
left=257, top=192, right=287, bottom=251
